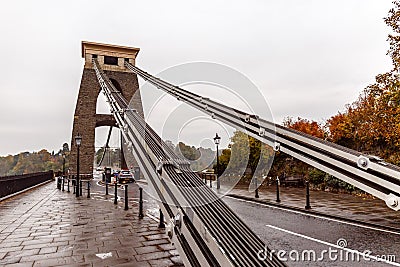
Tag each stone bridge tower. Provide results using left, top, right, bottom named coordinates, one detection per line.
left=70, top=41, right=144, bottom=176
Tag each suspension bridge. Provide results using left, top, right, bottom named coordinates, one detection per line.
left=1, top=41, right=400, bottom=267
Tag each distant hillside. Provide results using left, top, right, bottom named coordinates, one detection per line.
left=0, top=144, right=69, bottom=177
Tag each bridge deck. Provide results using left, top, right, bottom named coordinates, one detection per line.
left=0, top=181, right=182, bottom=267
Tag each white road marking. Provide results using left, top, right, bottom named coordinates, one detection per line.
left=266, top=224, right=400, bottom=266
left=226, top=196, right=400, bottom=235
left=96, top=252, right=113, bottom=259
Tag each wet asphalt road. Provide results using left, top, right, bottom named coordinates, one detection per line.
left=87, top=174, right=400, bottom=266
left=222, top=196, right=400, bottom=267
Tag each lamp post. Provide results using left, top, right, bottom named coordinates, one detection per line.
left=75, top=134, right=82, bottom=198
left=213, top=133, right=221, bottom=190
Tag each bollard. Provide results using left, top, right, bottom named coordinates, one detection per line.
left=62, top=177, right=65, bottom=191
left=209, top=174, right=212, bottom=188
left=67, top=178, right=70, bottom=193
left=305, top=180, right=311, bottom=209
left=105, top=181, right=109, bottom=195
left=255, top=177, right=259, bottom=198
left=114, top=182, right=118, bottom=204
left=124, top=184, right=129, bottom=210
left=139, top=187, right=144, bottom=219
left=159, top=209, right=165, bottom=228
left=57, top=177, right=61, bottom=189
left=276, top=176, right=281, bottom=203
left=80, top=180, right=83, bottom=196
left=87, top=181, right=90, bottom=198
left=72, top=176, right=76, bottom=194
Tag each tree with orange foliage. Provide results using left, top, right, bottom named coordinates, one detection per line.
left=328, top=0, right=400, bottom=165
left=283, top=117, right=326, bottom=139
left=267, top=117, right=327, bottom=179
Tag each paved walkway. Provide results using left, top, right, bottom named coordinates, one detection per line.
left=229, top=185, right=400, bottom=230
left=0, top=181, right=183, bottom=267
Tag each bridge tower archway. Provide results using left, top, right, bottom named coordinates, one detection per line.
left=69, top=41, right=144, bottom=176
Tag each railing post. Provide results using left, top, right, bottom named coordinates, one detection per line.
left=105, top=180, right=109, bottom=195
left=67, top=177, right=70, bottom=193
left=124, top=184, right=128, bottom=210
left=159, top=209, right=165, bottom=228
left=139, top=187, right=144, bottom=219
left=87, top=181, right=90, bottom=198
left=114, top=182, right=118, bottom=204
left=305, top=180, right=311, bottom=209
left=276, top=176, right=281, bottom=203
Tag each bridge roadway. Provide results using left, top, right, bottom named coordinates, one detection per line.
left=223, top=187, right=400, bottom=267
left=0, top=178, right=183, bottom=267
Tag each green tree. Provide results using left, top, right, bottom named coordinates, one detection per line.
left=215, top=131, right=274, bottom=177
left=217, top=148, right=231, bottom=173
left=175, top=142, right=200, bottom=161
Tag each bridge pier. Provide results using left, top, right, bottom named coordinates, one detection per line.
left=70, top=42, right=144, bottom=177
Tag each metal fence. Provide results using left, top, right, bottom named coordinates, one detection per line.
left=0, top=171, right=54, bottom=198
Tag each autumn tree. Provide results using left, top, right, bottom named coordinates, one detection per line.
left=0, top=155, right=17, bottom=176
left=0, top=144, right=70, bottom=176
left=283, top=117, right=326, bottom=139
left=269, top=117, right=327, bottom=178
left=327, top=0, right=400, bottom=165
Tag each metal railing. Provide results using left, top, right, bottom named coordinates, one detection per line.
left=0, top=171, right=54, bottom=198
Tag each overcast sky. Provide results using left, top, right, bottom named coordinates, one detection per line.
left=0, top=0, right=394, bottom=156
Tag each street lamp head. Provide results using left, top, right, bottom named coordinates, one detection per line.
left=213, top=133, right=221, bottom=145
left=75, top=134, right=82, bottom=147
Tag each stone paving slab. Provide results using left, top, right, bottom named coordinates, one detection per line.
left=0, top=181, right=184, bottom=267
